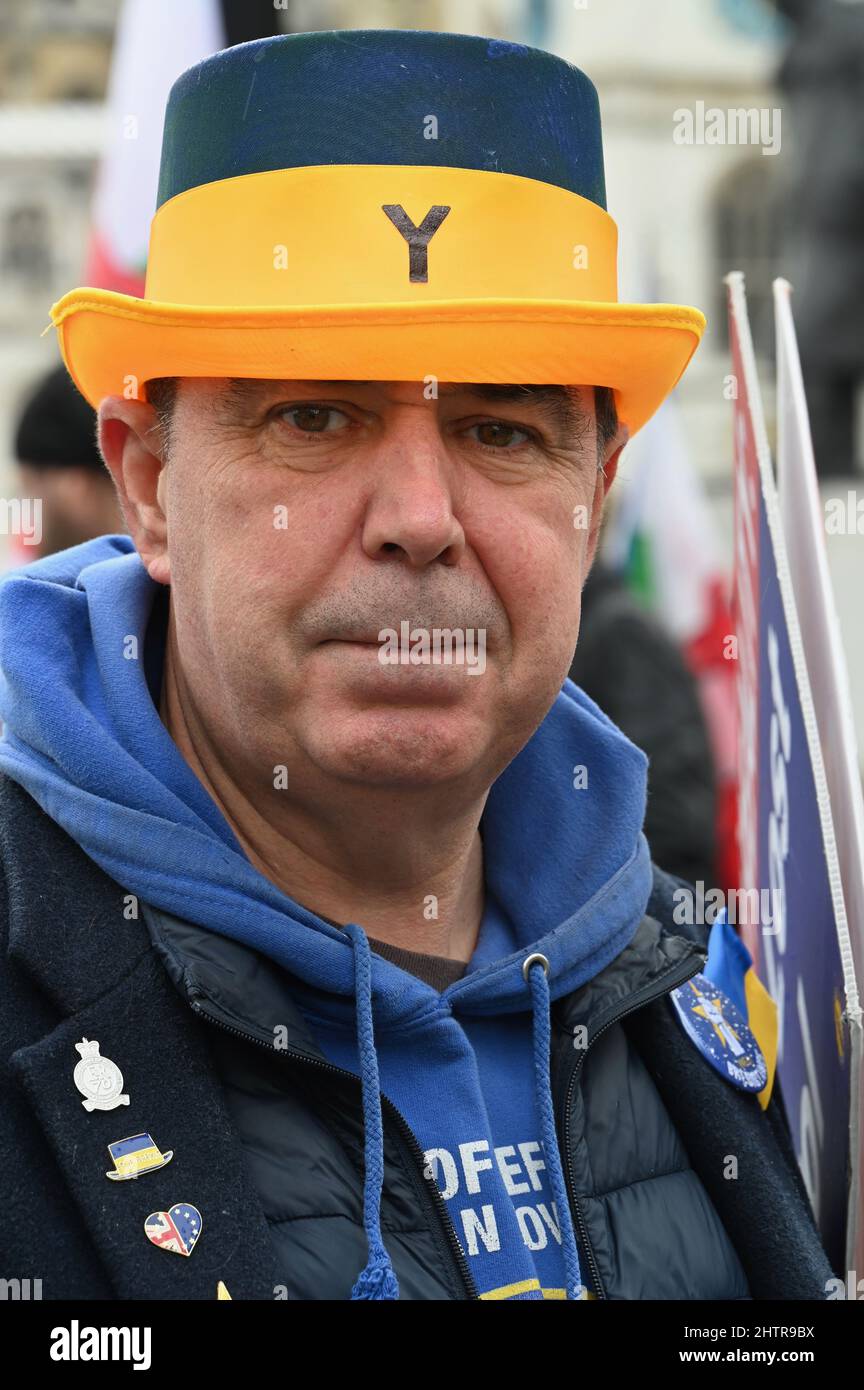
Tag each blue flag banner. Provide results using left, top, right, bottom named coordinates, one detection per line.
left=728, top=272, right=858, bottom=1271
left=774, top=277, right=864, bottom=1273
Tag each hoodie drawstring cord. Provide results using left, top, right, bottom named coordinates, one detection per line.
left=344, top=922, right=400, bottom=1300
left=344, top=925, right=583, bottom=1303
left=524, top=952, right=584, bottom=1301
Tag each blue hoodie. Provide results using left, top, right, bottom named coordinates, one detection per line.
left=0, top=535, right=653, bottom=1301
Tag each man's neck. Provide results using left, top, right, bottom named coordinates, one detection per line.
left=159, top=648, right=487, bottom=963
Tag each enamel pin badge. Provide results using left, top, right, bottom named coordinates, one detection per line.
left=73, top=1038, right=130, bottom=1111
left=669, top=974, right=768, bottom=1093
left=106, top=1133, right=174, bottom=1181
left=145, top=1204, right=203, bottom=1257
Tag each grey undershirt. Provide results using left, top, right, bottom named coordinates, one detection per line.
left=315, top=911, right=468, bottom=992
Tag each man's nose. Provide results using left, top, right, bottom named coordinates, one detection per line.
left=359, top=416, right=466, bottom=568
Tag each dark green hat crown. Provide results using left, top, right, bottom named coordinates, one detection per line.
left=156, top=28, right=607, bottom=212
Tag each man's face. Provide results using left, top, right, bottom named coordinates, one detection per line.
left=101, top=378, right=624, bottom=801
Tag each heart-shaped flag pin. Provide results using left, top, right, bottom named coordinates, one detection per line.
left=144, top=1203, right=203, bottom=1257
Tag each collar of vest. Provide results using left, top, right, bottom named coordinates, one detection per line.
left=139, top=892, right=705, bottom=1063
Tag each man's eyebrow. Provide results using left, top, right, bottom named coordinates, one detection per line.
left=437, top=382, right=589, bottom=439
left=217, top=378, right=589, bottom=439
left=219, top=378, right=271, bottom=412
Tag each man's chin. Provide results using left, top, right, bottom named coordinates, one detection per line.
left=301, top=706, right=494, bottom=788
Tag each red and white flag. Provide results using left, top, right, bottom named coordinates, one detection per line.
left=83, top=0, right=224, bottom=295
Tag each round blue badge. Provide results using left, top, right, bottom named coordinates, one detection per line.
left=669, top=973, right=768, bottom=1093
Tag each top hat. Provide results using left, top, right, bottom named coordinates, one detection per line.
left=48, top=28, right=705, bottom=436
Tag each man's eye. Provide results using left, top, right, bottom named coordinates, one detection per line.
left=468, top=420, right=533, bottom=450
left=276, top=404, right=350, bottom=434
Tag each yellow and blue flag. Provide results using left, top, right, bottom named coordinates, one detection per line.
left=702, top=907, right=779, bottom=1111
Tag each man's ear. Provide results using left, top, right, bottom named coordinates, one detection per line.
left=98, top=396, right=170, bottom=585
left=584, top=422, right=628, bottom=572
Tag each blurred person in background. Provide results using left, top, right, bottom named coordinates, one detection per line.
left=568, top=557, right=718, bottom=888
left=13, top=362, right=124, bottom=560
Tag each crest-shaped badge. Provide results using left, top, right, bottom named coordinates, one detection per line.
left=73, top=1037, right=130, bottom=1112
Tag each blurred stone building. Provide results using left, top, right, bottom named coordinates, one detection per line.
left=0, top=0, right=116, bottom=454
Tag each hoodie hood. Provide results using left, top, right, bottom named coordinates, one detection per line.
left=0, top=534, right=654, bottom=1300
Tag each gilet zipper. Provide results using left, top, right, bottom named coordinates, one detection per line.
left=187, top=992, right=481, bottom=1300
left=559, top=949, right=705, bottom=1299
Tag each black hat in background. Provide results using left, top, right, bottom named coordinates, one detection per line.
left=14, top=363, right=103, bottom=471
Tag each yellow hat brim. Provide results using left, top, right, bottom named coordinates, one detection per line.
left=50, top=287, right=705, bottom=438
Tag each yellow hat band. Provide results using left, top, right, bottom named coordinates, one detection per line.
left=49, top=161, right=703, bottom=435
left=145, top=163, right=619, bottom=309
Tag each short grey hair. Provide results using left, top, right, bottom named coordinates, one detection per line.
left=593, top=385, right=618, bottom=451
left=145, top=376, right=179, bottom=458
